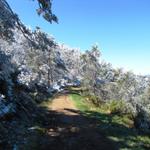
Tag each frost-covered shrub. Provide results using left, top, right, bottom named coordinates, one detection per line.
left=17, top=66, right=38, bottom=90
left=134, top=104, right=150, bottom=131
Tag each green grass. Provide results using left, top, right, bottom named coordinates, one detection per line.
left=69, top=94, right=90, bottom=111
left=70, top=94, right=150, bottom=150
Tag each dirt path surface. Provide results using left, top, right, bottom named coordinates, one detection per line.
left=49, top=95, right=86, bottom=125
left=18, top=95, right=117, bottom=150
left=41, top=95, right=117, bottom=150
left=50, top=95, right=78, bottom=115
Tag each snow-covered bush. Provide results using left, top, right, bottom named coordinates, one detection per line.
left=134, top=104, right=150, bottom=131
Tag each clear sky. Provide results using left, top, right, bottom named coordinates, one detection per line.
left=7, top=0, right=150, bottom=75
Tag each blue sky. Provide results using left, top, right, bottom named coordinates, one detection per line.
left=7, top=0, right=150, bottom=75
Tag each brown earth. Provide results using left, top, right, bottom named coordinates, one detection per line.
left=50, top=95, right=78, bottom=114
left=36, top=95, right=118, bottom=150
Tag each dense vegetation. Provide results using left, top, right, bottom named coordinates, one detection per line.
left=0, top=0, right=150, bottom=149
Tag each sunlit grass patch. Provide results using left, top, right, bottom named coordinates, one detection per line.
left=69, top=94, right=89, bottom=111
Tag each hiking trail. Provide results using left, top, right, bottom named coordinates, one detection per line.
left=43, top=94, right=117, bottom=150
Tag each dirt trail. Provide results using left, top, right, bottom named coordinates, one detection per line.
left=50, top=95, right=78, bottom=115
left=44, top=95, right=117, bottom=150
left=49, top=95, right=85, bottom=125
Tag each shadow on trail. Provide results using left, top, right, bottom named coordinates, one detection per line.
left=21, top=104, right=150, bottom=150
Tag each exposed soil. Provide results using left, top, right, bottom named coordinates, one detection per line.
left=50, top=95, right=78, bottom=114
left=38, top=94, right=118, bottom=150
